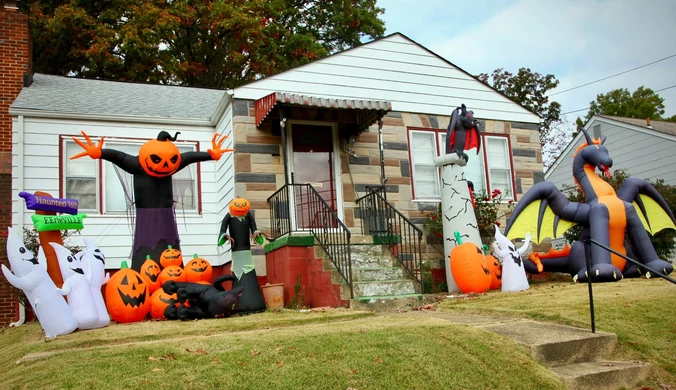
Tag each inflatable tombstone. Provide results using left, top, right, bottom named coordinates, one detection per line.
left=1, top=227, right=77, bottom=338
left=493, top=226, right=531, bottom=293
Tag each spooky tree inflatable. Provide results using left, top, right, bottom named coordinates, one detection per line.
left=71, top=131, right=233, bottom=271
left=505, top=128, right=676, bottom=282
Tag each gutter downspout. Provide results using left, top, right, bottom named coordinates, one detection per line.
left=17, top=115, right=24, bottom=234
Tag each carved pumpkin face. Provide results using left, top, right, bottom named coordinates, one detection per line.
left=185, top=254, right=212, bottom=283
left=160, top=245, right=183, bottom=268
left=229, top=198, right=250, bottom=217
left=140, top=256, right=162, bottom=294
left=159, top=265, right=186, bottom=285
left=486, top=254, right=502, bottom=290
left=138, top=132, right=182, bottom=177
left=104, top=261, right=150, bottom=323
left=449, top=243, right=491, bottom=294
left=149, top=289, right=180, bottom=319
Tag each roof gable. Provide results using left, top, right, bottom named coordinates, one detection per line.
left=234, top=33, right=540, bottom=123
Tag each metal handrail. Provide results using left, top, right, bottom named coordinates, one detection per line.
left=267, top=184, right=353, bottom=298
left=584, top=238, right=676, bottom=333
left=356, top=186, right=424, bottom=292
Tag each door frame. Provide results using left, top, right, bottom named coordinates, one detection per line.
left=285, top=119, right=345, bottom=230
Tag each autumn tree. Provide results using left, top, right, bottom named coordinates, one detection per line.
left=29, top=0, right=386, bottom=88
left=581, top=86, right=666, bottom=122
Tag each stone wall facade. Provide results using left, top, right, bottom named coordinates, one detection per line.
left=231, top=100, right=544, bottom=273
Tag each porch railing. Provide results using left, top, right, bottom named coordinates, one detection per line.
left=267, top=183, right=353, bottom=298
left=356, top=186, right=424, bottom=293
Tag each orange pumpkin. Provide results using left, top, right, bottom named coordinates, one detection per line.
left=229, top=197, right=250, bottom=217
left=485, top=254, right=502, bottom=290
left=449, top=232, right=491, bottom=294
left=160, top=245, right=183, bottom=268
left=140, top=255, right=162, bottom=294
left=137, top=131, right=182, bottom=177
left=105, top=261, right=150, bottom=323
left=159, top=265, right=186, bottom=285
left=149, top=289, right=180, bottom=319
left=185, top=254, right=212, bottom=283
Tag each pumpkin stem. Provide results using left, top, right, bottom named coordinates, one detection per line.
left=120, top=261, right=129, bottom=269
left=453, top=231, right=463, bottom=244
left=482, top=244, right=489, bottom=255
left=193, top=253, right=198, bottom=259
left=167, top=245, right=173, bottom=250
left=146, top=255, right=151, bottom=260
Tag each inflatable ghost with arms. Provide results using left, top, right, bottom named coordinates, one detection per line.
left=1, top=227, right=78, bottom=338
left=79, top=239, right=111, bottom=328
left=51, top=242, right=100, bottom=330
left=493, top=226, right=531, bottom=293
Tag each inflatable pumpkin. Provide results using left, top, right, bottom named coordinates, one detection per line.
left=149, top=289, right=180, bottom=319
left=485, top=254, right=502, bottom=290
left=449, top=232, right=491, bottom=294
left=185, top=254, right=212, bottom=283
left=229, top=198, right=250, bottom=217
left=160, top=245, right=183, bottom=268
left=137, top=131, right=182, bottom=177
left=159, top=265, right=186, bottom=285
left=105, top=261, right=150, bottom=323
left=140, top=255, right=162, bottom=294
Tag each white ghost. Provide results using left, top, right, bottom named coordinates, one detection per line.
left=493, top=225, right=532, bottom=293
left=1, top=227, right=77, bottom=338
left=79, top=238, right=110, bottom=328
left=51, top=242, right=99, bottom=330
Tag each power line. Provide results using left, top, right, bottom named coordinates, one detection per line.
left=561, top=84, right=676, bottom=116
left=549, top=53, right=676, bottom=96
left=655, top=84, right=676, bottom=93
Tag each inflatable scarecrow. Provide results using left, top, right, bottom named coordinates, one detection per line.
left=71, top=130, right=233, bottom=271
left=504, top=128, right=676, bottom=282
left=218, top=198, right=267, bottom=314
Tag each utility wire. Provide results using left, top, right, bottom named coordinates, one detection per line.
left=561, top=84, right=676, bottom=116
left=549, top=53, right=676, bottom=96
left=655, top=84, right=676, bottom=93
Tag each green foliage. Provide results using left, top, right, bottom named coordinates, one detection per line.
left=30, top=0, right=386, bottom=89
left=562, top=170, right=676, bottom=259
left=581, top=86, right=666, bottom=123
left=286, top=274, right=306, bottom=310
left=477, top=68, right=561, bottom=146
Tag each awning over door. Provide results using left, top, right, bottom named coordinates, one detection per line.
left=254, top=92, right=392, bottom=133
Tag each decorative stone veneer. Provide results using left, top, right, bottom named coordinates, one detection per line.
left=231, top=100, right=545, bottom=271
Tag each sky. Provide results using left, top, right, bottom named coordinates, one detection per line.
left=376, top=0, right=676, bottom=128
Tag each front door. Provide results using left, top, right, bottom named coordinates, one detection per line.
left=289, top=123, right=340, bottom=229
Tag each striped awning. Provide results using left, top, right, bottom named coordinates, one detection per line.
left=255, top=92, right=392, bottom=132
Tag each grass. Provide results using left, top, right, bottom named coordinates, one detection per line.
left=437, top=277, right=676, bottom=387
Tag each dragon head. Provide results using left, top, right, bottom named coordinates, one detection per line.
left=578, top=128, right=612, bottom=179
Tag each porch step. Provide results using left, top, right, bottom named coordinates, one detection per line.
left=551, top=361, right=652, bottom=390
left=353, top=267, right=404, bottom=282
left=350, top=294, right=424, bottom=312
left=353, top=280, right=417, bottom=297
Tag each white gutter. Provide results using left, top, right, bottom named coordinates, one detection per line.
left=17, top=115, right=24, bottom=234
left=8, top=108, right=214, bottom=128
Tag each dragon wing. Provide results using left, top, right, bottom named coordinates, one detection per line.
left=617, top=177, right=676, bottom=235
left=504, top=181, right=578, bottom=245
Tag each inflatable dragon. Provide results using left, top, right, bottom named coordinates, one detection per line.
left=504, top=128, right=675, bottom=282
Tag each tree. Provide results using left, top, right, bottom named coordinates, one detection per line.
left=477, top=68, right=562, bottom=146
left=29, top=0, right=386, bottom=89
left=580, top=86, right=666, bottom=123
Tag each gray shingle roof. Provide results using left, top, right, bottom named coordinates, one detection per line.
left=10, top=73, right=226, bottom=121
left=601, top=115, right=676, bottom=137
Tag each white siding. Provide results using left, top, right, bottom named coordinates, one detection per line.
left=235, top=34, right=540, bottom=123
left=545, top=118, right=676, bottom=191
left=11, top=117, right=227, bottom=269
left=212, top=102, right=236, bottom=265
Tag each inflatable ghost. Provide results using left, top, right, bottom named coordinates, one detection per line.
left=51, top=242, right=99, bottom=330
left=493, top=226, right=532, bottom=293
left=79, top=239, right=110, bottom=328
left=1, top=227, right=77, bottom=338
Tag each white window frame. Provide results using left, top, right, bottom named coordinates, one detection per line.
left=485, top=136, right=515, bottom=201
left=409, top=130, right=441, bottom=200
left=61, top=136, right=201, bottom=215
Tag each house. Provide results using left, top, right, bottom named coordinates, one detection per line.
left=546, top=115, right=676, bottom=190
left=3, top=4, right=544, bottom=322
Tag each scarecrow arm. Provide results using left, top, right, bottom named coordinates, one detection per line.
left=100, top=149, right=141, bottom=174
left=179, top=151, right=214, bottom=170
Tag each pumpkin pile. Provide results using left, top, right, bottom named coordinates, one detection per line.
left=105, top=247, right=214, bottom=322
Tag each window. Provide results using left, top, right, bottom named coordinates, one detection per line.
left=408, top=129, right=515, bottom=201
left=62, top=137, right=200, bottom=214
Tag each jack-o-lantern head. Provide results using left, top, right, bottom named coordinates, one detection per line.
left=159, top=265, right=186, bottom=285
left=229, top=198, right=250, bottom=217
left=104, top=261, right=150, bottom=323
left=140, top=255, right=162, bottom=294
left=449, top=232, right=491, bottom=294
left=138, top=131, right=182, bottom=177
left=185, top=253, right=213, bottom=283
left=149, top=289, right=180, bottom=319
left=485, top=254, right=502, bottom=290
left=160, top=245, right=183, bottom=268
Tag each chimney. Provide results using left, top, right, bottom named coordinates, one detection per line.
left=646, top=118, right=652, bottom=128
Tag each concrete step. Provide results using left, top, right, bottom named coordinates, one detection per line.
left=353, top=267, right=404, bottom=282
left=350, top=294, right=424, bottom=312
left=478, top=320, right=617, bottom=367
left=551, top=360, right=652, bottom=390
left=350, top=244, right=385, bottom=257
left=350, top=235, right=374, bottom=244
left=354, top=280, right=417, bottom=297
